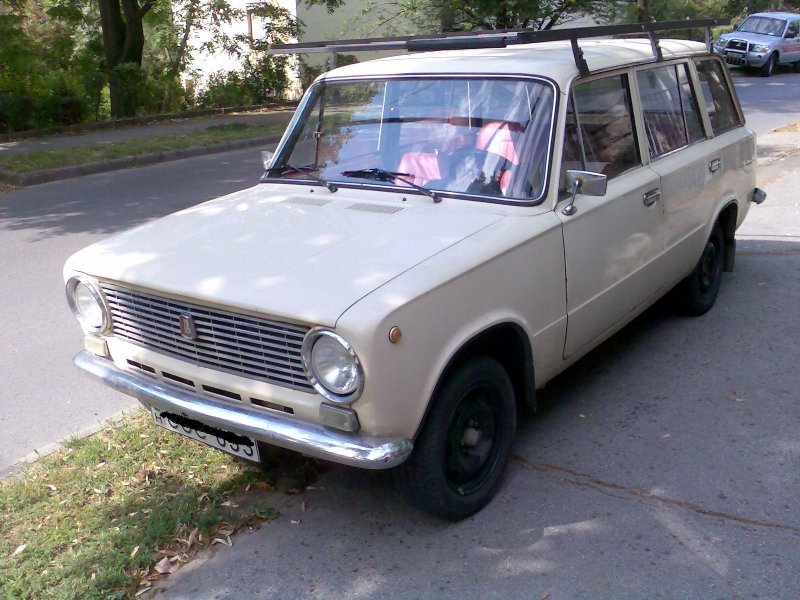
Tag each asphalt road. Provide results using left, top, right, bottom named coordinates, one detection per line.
left=731, top=69, right=800, bottom=135
left=0, top=71, right=798, bottom=597
left=0, top=148, right=265, bottom=473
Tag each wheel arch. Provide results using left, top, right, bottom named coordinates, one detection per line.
left=414, top=322, right=535, bottom=438
left=717, top=200, right=739, bottom=272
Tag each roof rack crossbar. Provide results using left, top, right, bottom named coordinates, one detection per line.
left=268, top=19, right=729, bottom=77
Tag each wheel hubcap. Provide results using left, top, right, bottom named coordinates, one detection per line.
left=445, top=388, right=498, bottom=495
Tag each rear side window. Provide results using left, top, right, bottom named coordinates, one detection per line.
left=636, top=63, right=705, bottom=159
left=560, top=74, right=640, bottom=190
left=694, top=59, right=742, bottom=135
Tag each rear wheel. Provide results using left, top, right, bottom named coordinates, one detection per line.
left=397, top=356, right=516, bottom=521
left=794, top=60, right=800, bottom=73
left=760, top=52, right=778, bottom=77
left=675, top=221, right=725, bottom=316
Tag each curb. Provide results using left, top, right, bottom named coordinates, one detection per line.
left=0, top=135, right=281, bottom=187
left=1, top=405, right=144, bottom=479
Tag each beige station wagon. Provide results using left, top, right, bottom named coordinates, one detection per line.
left=65, top=22, right=766, bottom=520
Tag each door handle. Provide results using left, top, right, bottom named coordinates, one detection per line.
left=643, top=188, right=661, bottom=207
left=709, top=158, right=721, bottom=173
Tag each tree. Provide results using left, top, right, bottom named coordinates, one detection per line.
left=97, top=0, right=158, bottom=118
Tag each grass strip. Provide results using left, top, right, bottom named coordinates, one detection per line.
left=0, top=122, right=283, bottom=174
left=0, top=410, right=279, bottom=599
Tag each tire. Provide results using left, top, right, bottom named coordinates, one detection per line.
left=675, top=221, right=725, bottom=316
left=760, top=52, right=778, bottom=77
left=794, top=60, right=800, bottom=74
left=397, top=356, right=516, bottom=521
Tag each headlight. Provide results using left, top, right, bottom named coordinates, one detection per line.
left=66, top=276, right=108, bottom=334
left=301, top=329, right=364, bottom=403
left=751, top=44, right=770, bottom=53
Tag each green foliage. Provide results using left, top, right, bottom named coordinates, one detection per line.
left=0, top=0, right=300, bottom=131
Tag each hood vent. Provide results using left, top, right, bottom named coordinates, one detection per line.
left=347, top=202, right=403, bottom=214
left=283, top=196, right=331, bottom=207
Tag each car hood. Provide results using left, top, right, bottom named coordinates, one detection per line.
left=720, top=31, right=779, bottom=44
left=65, top=185, right=506, bottom=327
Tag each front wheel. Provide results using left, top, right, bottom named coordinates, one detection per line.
left=760, top=52, right=778, bottom=77
left=675, top=221, right=725, bottom=316
left=397, top=356, right=516, bottom=521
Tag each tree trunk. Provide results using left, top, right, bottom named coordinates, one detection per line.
left=163, top=0, right=197, bottom=112
left=97, top=0, right=154, bottom=118
left=637, top=0, right=647, bottom=23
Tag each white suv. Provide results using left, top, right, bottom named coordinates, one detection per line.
left=65, top=25, right=765, bottom=520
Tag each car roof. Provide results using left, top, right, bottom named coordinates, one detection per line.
left=320, top=39, right=709, bottom=89
left=750, top=12, right=798, bottom=20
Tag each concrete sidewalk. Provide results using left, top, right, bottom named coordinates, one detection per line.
left=0, top=111, right=294, bottom=157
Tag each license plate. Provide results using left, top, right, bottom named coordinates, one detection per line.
left=151, top=407, right=260, bottom=462
left=725, top=51, right=745, bottom=64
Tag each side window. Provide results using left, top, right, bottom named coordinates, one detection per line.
left=787, top=20, right=799, bottom=38
left=560, top=74, right=640, bottom=191
left=678, top=64, right=705, bottom=144
left=694, top=59, right=742, bottom=135
left=636, top=63, right=705, bottom=159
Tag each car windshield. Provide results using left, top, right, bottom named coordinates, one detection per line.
left=267, top=77, right=556, bottom=202
left=738, top=16, right=786, bottom=36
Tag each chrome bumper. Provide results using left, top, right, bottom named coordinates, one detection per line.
left=74, top=351, right=413, bottom=469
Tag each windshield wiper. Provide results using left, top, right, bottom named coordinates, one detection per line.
left=265, top=164, right=338, bottom=193
left=341, top=168, right=442, bottom=204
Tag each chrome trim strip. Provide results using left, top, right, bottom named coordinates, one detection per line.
left=74, top=351, right=413, bottom=469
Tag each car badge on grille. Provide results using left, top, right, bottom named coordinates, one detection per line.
left=179, top=313, right=198, bottom=340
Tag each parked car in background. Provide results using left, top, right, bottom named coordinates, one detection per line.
left=65, top=27, right=766, bottom=521
left=714, top=12, right=800, bottom=76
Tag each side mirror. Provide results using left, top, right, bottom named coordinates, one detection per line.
left=733, top=23, right=739, bottom=30
left=262, top=150, right=275, bottom=170
left=562, top=170, right=607, bottom=216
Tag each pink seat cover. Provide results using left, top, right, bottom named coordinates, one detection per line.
left=397, top=152, right=441, bottom=186
left=476, top=122, right=520, bottom=165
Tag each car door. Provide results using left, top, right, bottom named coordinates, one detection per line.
left=557, top=73, right=664, bottom=359
left=633, top=61, right=718, bottom=287
left=782, top=20, right=800, bottom=63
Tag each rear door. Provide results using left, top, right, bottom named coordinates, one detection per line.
left=557, top=72, right=664, bottom=359
left=633, top=60, right=717, bottom=287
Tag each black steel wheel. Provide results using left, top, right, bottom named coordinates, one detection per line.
left=397, top=356, right=516, bottom=521
left=675, top=221, right=725, bottom=316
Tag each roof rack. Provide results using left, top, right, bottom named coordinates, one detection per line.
left=268, top=19, right=729, bottom=76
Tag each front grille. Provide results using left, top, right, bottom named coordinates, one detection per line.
left=101, top=282, right=314, bottom=393
left=727, top=39, right=749, bottom=51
